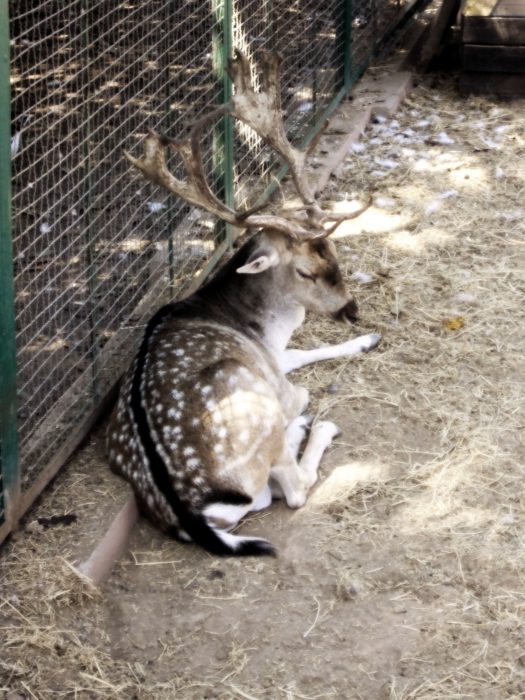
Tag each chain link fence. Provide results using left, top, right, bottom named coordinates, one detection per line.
left=0, top=0, right=421, bottom=543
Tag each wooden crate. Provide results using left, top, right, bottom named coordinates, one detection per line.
left=461, top=0, right=525, bottom=96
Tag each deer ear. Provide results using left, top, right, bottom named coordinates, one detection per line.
left=236, top=246, right=280, bottom=275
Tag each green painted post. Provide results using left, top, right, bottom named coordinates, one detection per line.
left=212, top=0, right=234, bottom=248
left=0, top=0, right=20, bottom=532
left=81, top=0, right=100, bottom=402
left=310, top=16, right=318, bottom=127
left=164, top=5, right=176, bottom=299
left=344, top=0, right=353, bottom=89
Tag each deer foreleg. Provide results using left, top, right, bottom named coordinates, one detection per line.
left=280, top=333, right=380, bottom=374
left=298, top=421, right=341, bottom=487
left=285, top=414, right=312, bottom=459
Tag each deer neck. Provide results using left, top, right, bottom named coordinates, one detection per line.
left=260, top=294, right=305, bottom=359
left=196, top=254, right=304, bottom=362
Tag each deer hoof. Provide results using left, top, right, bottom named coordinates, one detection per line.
left=361, top=333, right=381, bottom=351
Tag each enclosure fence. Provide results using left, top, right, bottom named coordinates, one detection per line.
left=0, top=0, right=422, bottom=543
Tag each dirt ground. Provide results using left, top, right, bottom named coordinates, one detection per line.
left=2, top=72, right=525, bottom=700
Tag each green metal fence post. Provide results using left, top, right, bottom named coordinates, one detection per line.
left=212, top=0, right=234, bottom=248
left=0, top=0, right=20, bottom=533
left=310, top=15, right=318, bottom=127
left=164, top=3, right=176, bottom=299
left=81, top=0, right=100, bottom=402
left=344, top=0, right=353, bottom=89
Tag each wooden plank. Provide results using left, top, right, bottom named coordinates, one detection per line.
left=461, top=70, right=525, bottom=95
left=464, top=0, right=499, bottom=16
left=0, top=518, right=10, bottom=547
left=76, top=494, right=139, bottom=587
left=463, top=44, right=525, bottom=71
left=416, top=0, right=462, bottom=73
left=492, top=0, right=525, bottom=16
left=463, top=16, right=525, bottom=43
left=315, top=70, right=415, bottom=194
left=315, top=109, right=372, bottom=194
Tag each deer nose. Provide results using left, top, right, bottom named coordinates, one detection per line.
left=332, top=299, right=359, bottom=324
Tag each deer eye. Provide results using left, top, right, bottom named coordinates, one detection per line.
left=296, top=269, right=316, bottom=282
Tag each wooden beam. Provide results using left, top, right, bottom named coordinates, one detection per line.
left=0, top=519, right=10, bottom=547
left=76, top=494, right=139, bottom=586
left=463, top=16, right=525, bottom=43
left=461, top=70, right=525, bottom=95
left=416, top=0, right=462, bottom=73
left=463, top=44, right=525, bottom=71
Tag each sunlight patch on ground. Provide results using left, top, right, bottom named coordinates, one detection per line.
left=330, top=205, right=414, bottom=238
left=385, top=227, right=452, bottom=253
left=304, top=460, right=390, bottom=508
left=447, top=166, right=488, bottom=191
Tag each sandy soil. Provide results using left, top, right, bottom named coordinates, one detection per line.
left=1, top=73, right=525, bottom=700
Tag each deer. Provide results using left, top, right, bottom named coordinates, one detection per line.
left=107, top=49, right=380, bottom=557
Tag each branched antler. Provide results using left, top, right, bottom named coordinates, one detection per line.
left=226, top=49, right=371, bottom=232
left=125, top=49, right=370, bottom=240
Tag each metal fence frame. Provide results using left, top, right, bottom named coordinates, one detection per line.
left=0, top=0, right=424, bottom=545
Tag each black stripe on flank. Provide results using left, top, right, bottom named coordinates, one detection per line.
left=129, top=306, right=274, bottom=557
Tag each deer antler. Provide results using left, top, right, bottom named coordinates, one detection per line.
left=125, top=49, right=370, bottom=240
left=124, top=120, right=309, bottom=239
left=226, top=49, right=371, bottom=234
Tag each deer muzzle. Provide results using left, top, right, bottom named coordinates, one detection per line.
left=332, top=299, right=359, bottom=324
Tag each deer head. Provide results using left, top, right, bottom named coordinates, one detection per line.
left=124, top=48, right=370, bottom=241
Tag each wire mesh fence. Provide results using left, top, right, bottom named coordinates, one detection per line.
left=1, top=0, right=420, bottom=540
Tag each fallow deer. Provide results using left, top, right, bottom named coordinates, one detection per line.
left=107, top=49, right=380, bottom=556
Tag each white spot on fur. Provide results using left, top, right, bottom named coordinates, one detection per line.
left=183, top=446, right=195, bottom=456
